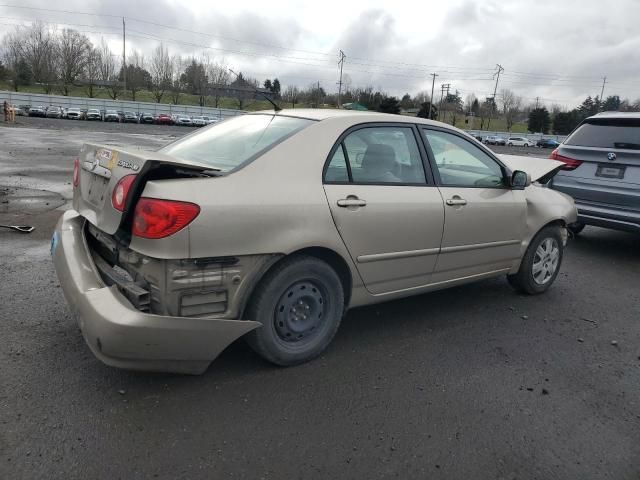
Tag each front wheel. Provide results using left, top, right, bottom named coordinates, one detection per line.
left=508, top=225, right=564, bottom=295
left=245, top=255, right=345, bottom=366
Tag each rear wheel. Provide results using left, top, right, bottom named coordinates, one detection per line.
left=508, top=225, right=564, bottom=295
left=245, top=255, right=345, bottom=366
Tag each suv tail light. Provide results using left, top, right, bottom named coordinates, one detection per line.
left=72, top=158, right=80, bottom=187
left=132, top=198, right=200, bottom=239
left=549, top=149, right=583, bottom=171
left=111, top=174, right=137, bottom=211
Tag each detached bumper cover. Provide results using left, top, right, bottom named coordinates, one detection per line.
left=51, top=210, right=260, bottom=374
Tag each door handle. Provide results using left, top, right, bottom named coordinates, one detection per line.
left=337, top=197, right=367, bottom=208
left=446, top=197, right=467, bottom=206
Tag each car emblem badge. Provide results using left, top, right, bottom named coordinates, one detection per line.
left=607, top=152, right=617, bottom=161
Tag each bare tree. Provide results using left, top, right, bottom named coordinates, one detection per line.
left=58, top=29, right=91, bottom=95
left=98, top=39, right=119, bottom=100
left=82, top=47, right=100, bottom=97
left=282, top=85, right=300, bottom=108
left=125, top=50, right=149, bottom=101
left=17, top=22, right=57, bottom=87
left=500, top=89, right=522, bottom=131
left=207, top=60, right=230, bottom=108
left=169, top=55, right=184, bottom=104
left=1, top=29, right=26, bottom=91
left=149, top=43, right=172, bottom=103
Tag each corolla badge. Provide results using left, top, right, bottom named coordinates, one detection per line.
left=607, top=152, right=617, bottom=161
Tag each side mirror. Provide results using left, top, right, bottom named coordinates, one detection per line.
left=511, top=170, right=530, bottom=190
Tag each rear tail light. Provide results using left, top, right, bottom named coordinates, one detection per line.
left=72, top=158, right=80, bottom=187
left=132, top=198, right=200, bottom=239
left=111, top=175, right=137, bottom=211
left=549, top=149, right=583, bottom=171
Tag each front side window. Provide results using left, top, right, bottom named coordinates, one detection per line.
left=423, top=129, right=505, bottom=187
left=325, top=126, right=426, bottom=184
left=162, top=114, right=315, bottom=171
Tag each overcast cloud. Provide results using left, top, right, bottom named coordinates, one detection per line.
left=1, top=0, right=639, bottom=108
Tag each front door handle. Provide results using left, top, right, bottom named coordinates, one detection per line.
left=337, top=196, right=367, bottom=208
left=446, top=197, right=467, bottom=206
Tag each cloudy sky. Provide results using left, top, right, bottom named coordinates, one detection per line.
left=1, top=0, right=639, bottom=108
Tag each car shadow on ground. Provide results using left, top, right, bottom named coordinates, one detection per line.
left=569, top=227, right=639, bottom=262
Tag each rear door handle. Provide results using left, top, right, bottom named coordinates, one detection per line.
left=337, top=197, right=367, bottom=208
left=446, top=197, right=467, bottom=206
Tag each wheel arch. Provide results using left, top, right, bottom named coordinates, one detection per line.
left=240, top=246, right=353, bottom=318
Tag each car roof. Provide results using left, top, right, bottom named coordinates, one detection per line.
left=591, top=111, right=640, bottom=120
left=249, top=108, right=467, bottom=128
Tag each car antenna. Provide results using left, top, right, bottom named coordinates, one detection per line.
left=228, top=68, right=282, bottom=112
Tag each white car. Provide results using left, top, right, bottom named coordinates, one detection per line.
left=191, top=116, right=208, bottom=127
left=175, top=114, right=193, bottom=126
left=507, top=137, right=534, bottom=147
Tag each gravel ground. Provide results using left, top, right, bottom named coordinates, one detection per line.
left=1, top=120, right=639, bottom=480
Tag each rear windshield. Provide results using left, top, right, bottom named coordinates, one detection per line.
left=566, top=118, right=640, bottom=150
left=162, top=114, right=315, bottom=171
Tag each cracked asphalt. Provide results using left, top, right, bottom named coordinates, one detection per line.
left=1, top=117, right=639, bottom=480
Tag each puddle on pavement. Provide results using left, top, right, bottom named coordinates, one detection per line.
left=0, top=186, right=65, bottom=214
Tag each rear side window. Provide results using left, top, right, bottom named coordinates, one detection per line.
left=162, top=114, right=315, bottom=171
left=566, top=118, right=640, bottom=150
left=325, top=126, right=427, bottom=185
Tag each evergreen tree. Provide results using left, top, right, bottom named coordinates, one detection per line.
left=377, top=96, right=401, bottom=114
left=528, top=107, right=551, bottom=133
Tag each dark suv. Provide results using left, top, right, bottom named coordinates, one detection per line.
left=550, top=112, right=639, bottom=234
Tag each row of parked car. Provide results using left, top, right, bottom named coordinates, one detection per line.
left=12, top=104, right=220, bottom=127
left=474, top=134, right=562, bottom=148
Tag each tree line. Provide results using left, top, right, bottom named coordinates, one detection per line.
left=2, top=22, right=639, bottom=126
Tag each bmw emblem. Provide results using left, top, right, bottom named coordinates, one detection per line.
left=607, top=152, right=617, bottom=161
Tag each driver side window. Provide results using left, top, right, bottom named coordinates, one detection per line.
left=423, top=129, right=505, bottom=187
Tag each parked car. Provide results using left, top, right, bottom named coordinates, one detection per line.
left=12, top=105, right=27, bottom=116
left=66, top=108, right=83, bottom=120
left=86, top=109, right=102, bottom=121
left=175, top=114, right=192, bottom=126
left=28, top=105, right=46, bottom=117
left=484, top=136, right=507, bottom=146
left=123, top=111, right=139, bottom=123
left=537, top=138, right=560, bottom=148
left=550, top=112, right=640, bottom=235
left=507, top=137, right=534, bottom=147
left=191, top=116, right=208, bottom=127
left=46, top=106, right=63, bottom=119
left=140, top=112, right=155, bottom=124
left=104, top=110, right=121, bottom=122
left=155, top=113, right=174, bottom=125
left=52, top=110, right=576, bottom=374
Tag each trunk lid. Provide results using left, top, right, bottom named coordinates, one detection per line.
left=73, top=143, right=214, bottom=235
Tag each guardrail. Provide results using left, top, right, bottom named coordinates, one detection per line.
left=0, top=90, right=246, bottom=119
left=466, top=130, right=568, bottom=143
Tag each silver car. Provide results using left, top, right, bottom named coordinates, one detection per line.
left=550, top=112, right=640, bottom=234
left=52, top=110, right=576, bottom=374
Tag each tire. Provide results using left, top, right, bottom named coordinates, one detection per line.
left=508, top=225, right=564, bottom=295
left=568, top=222, right=585, bottom=236
left=245, top=255, right=345, bottom=366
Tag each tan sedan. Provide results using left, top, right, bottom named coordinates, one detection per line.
left=52, top=110, right=576, bottom=373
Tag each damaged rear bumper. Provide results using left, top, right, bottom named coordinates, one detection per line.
left=51, top=210, right=261, bottom=374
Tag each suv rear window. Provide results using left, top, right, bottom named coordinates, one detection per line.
left=566, top=118, right=640, bottom=150
left=162, top=114, right=315, bottom=171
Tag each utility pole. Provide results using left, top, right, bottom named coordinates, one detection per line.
left=535, top=96, right=539, bottom=109
left=429, top=73, right=438, bottom=119
left=122, top=17, right=126, bottom=98
left=486, top=63, right=504, bottom=130
left=438, top=83, right=450, bottom=122
left=317, top=80, right=321, bottom=108
left=337, top=50, right=346, bottom=108
left=599, top=76, right=607, bottom=110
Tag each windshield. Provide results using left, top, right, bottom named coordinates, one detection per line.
left=566, top=118, right=640, bottom=150
left=162, top=114, right=315, bottom=171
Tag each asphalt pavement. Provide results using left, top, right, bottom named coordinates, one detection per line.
left=1, top=118, right=639, bottom=480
